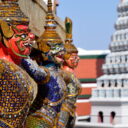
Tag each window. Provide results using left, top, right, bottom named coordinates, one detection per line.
left=108, top=82, right=111, bottom=87
left=101, top=83, right=104, bottom=87
left=124, top=33, right=126, bottom=39
left=115, top=81, right=117, bottom=87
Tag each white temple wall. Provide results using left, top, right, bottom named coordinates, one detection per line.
left=90, top=101, right=127, bottom=124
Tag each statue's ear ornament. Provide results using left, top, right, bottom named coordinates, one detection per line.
left=0, top=20, right=14, bottom=39
left=37, top=38, right=51, bottom=53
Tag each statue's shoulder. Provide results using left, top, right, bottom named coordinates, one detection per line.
left=60, top=70, right=72, bottom=84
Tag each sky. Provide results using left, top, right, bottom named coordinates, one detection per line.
left=57, top=0, right=119, bottom=50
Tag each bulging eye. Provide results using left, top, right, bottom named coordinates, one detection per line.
left=56, top=47, right=59, bottom=50
left=21, top=34, right=27, bottom=39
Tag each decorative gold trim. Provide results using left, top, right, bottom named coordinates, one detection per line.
left=33, top=111, right=55, bottom=127
left=46, top=91, right=66, bottom=106
left=0, top=119, right=14, bottom=128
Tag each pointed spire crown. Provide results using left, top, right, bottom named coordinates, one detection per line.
left=37, top=0, right=63, bottom=53
left=47, top=0, right=52, bottom=13
left=64, top=17, right=78, bottom=58
left=45, top=0, right=55, bottom=29
left=65, top=17, right=72, bottom=40
left=0, top=0, right=29, bottom=25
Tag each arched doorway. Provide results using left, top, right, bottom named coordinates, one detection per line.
left=110, top=111, right=116, bottom=124
left=98, top=111, right=104, bottom=123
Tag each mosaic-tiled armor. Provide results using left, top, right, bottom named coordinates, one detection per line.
left=22, top=59, right=66, bottom=128
left=22, top=0, right=67, bottom=127
left=0, top=59, right=37, bottom=128
left=59, top=71, right=81, bottom=128
left=58, top=17, right=81, bottom=128
left=0, top=1, right=37, bottom=127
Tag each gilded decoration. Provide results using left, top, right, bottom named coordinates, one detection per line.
left=37, top=0, right=63, bottom=53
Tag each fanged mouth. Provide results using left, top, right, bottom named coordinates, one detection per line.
left=24, top=40, right=36, bottom=47
left=54, top=51, right=65, bottom=63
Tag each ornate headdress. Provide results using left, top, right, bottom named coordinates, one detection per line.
left=0, top=0, right=29, bottom=40
left=37, top=0, right=63, bottom=53
left=64, top=17, right=78, bottom=59
left=0, top=0, right=29, bottom=25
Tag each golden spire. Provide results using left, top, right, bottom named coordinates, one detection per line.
left=44, top=0, right=56, bottom=30
left=0, top=0, right=29, bottom=25
left=47, top=0, right=52, bottom=13
left=37, top=0, right=63, bottom=53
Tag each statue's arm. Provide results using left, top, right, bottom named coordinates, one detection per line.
left=21, top=58, right=50, bottom=83
left=57, top=74, right=80, bottom=128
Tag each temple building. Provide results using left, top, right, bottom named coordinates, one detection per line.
left=75, top=48, right=109, bottom=120
left=76, top=0, right=128, bottom=127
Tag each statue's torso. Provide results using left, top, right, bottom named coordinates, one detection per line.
left=44, top=69, right=66, bottom=110
left=61, top=70, right=81, bottom=116
left=62, top=71, right=81, bottom=98
left=25, top=66, right=66, bottom=128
